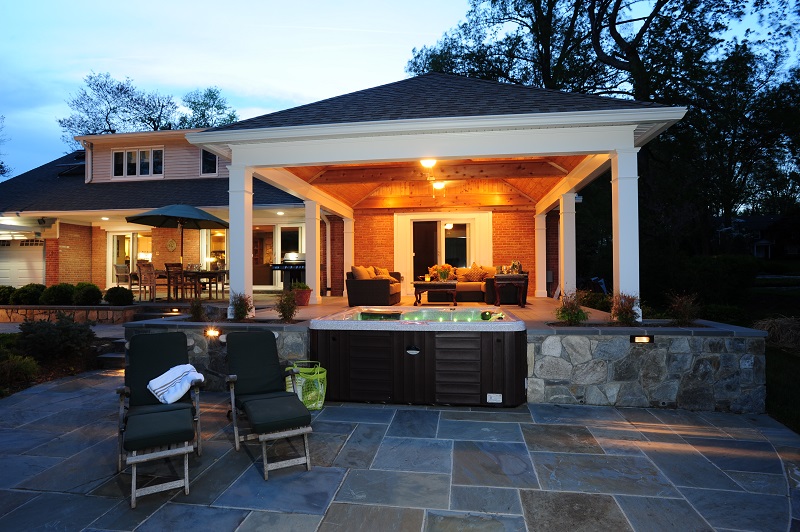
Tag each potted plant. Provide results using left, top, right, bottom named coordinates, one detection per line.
left=291, top=282, right=312, bottom=306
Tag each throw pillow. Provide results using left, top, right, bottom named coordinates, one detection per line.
left=456, top=268, right=470, bottom=282
left=481, top=266, right=496, bottom=279
left=464, top=262, right=486, bottom=282
left=374, top=266, right=390, bottom=277
left=366, top=266, right=377, bottom=278
left=351, top=265, right=371, bottom=280
left=374, top=274, right=398, bottom=283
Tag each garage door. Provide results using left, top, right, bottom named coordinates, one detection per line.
left=0, top=239, right=45, bottom=287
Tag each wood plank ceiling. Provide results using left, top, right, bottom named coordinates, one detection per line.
left=283, top=155, right=587, bottom=213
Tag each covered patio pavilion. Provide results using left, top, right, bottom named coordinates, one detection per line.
left=187, top=73, right=686, bottom=308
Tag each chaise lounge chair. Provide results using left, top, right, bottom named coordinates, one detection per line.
left=116, top=331, right=202, bottom=508
left=225, top=331, right=312, bottom=480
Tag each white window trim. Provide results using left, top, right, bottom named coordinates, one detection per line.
left=200, top=149, right=218, bottom=177
left=111, top=146, right=165, bottom=180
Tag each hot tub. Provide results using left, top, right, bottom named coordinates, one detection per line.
left=310, top=306, right=527, bottom=407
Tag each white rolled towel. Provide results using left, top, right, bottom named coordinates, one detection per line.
left=148, top=364, right=204, bottom=404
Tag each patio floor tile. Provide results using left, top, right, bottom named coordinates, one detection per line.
left=521, top=423, right=604, bottom=454
left=636, top=440, right=742, bottom=490
left=135, top=502, right=249, bottom=531
left=449, top=485, right=522, bottom=514
left=0, top=492, right=117, bottom=531
left=238, top=509, right=323, bottom=531
left=315, top=405, right=396, bottom=424
left=532, top=452, right=679, bottom=496
left=440, top=410, right=533, bottom=423
left=614, top=495, right=712, bottom=531
left=519, top=489, right=632, bottom=532
left=335, top=469, right=450, bottom=509
left=386, top=409, right=440, bottom=438
left=437, top=419, right=523, bottom=442
left=310, top=431, right=350, bottom=467
left=425, top=509, right=526, bottom=531
left=680, top=487, right=790, bottom=531
left=318, top=503, right=424, bottom=532
left=213, top=465, right=346, bottom=514
left=0, top=489, right=40, bottom=518
left=529, top=403, right=628, bottom=426
left=331, top=423, right=386, bottom=469
left=452, top=440, right=539, bottom=489
left=685, top=436, right=785, bottom=475
left=727, top=471, right=788, bottom=495
left=0, top=453, right=62, bottom=489
left=372, top=436, right=453, bottom=473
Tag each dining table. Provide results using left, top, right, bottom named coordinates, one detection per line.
left=183, top=269, right=228, bottom=300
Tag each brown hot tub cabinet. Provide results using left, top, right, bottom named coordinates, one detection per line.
left=311, top=329, right=527, bottom=407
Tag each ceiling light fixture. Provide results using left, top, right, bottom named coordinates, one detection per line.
left=420, top=159, right=437, bottom=168
left=276, top=211, right=285, bottom=216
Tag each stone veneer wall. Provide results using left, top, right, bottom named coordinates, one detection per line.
left=526, top=332, right=766, bottom=413
left=0, top=306, right=137, bottom=324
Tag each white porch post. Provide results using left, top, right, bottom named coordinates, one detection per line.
left=611, top=148, right=641, bottom=303
left=343, top=218, right=354, bottom=295
left=304, top=200, right=321, bottom=304
left=559, top=193, right=577, bottom=296
left=227, top=164, right=254, bottom=315
left=535, top=213, right=548, bottom=297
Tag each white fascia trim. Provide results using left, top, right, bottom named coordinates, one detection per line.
left=185, top=107, right=687, bottom=147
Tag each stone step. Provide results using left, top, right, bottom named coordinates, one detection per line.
left=97, top=352, right=125, bottom=369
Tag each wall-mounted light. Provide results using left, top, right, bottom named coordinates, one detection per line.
left=631, top=335, right=654, bottom=344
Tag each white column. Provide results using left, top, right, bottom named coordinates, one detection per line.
left=559, top=193, right=577, bottom=296
left=304, top=200, right=321, bottom=305
left=535, top=213, right=548, bottom=297
left=227, top=164, right=254, bottom=315
left=343, top=218, right=354, bottom=296
left=611, top=148, right=641, bottom=303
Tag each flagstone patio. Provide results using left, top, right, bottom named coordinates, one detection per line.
left=0, top=367, right=797, bottom=531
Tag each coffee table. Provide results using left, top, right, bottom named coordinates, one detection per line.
left=412, top=281, right=458, bottom=306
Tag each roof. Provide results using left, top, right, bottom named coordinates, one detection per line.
left=212, top=72, right=664, bottom=132
left=0, top=151, right=302, bottom=214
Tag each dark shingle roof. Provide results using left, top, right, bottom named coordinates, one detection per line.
left=0, top=151, right=301, bottom=213
left=212, top=72, right=662, bottom=132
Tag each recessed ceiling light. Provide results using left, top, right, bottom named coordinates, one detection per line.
left=276, top=211, right=285, bottom=216
left=101, top=217, right=109, bottom=221
left=420, top=159, right=437, bottom=168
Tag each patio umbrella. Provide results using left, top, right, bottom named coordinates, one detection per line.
left=126, top=204, right=229, bottom=264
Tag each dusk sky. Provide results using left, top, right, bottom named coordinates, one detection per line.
left=0, top=0, right=470, bottom=179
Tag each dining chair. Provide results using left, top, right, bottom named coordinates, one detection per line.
left=165, top=263, right=194, bottom=301
left=137, top=262, right=168, bottom=301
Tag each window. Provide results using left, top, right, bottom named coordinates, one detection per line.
left=201, top=149, right=218, bottom=175
left=112, top=148, right=163, bottom=177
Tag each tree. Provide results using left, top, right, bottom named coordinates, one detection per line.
left=58, top=73, right=239, bottom=150
left=407, top=0, right=618, bottom=93
left=177, top=87, right=239, bottom=129
left=0, top=115, right=10, bottom=178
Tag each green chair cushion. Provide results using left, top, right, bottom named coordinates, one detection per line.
left=226, top=331, right=286, bottom=396
left=242, top=396, right=311, bottom=435
left=123, top=408, right=195, bottom=452
left=127, top=402, right=193, bottom=418
left=234, top=391, right=295, bottom=410
left=126, top=332, right=190, bottom=407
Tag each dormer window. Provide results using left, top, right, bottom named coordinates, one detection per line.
left=113, top=148, right=163, bottom=177
left=201, top=149, right=218, bottom=176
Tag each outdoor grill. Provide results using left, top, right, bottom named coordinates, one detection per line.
left=271, top=252, right=306, bottom=290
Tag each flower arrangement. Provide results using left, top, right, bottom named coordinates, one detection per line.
left=433, top=264, right=454, bottom=281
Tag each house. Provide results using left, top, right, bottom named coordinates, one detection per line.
left=0, top=73, right=685, bottom=304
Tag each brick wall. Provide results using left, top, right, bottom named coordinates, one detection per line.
left=546, top=211, right=560, bottom=295
left=49, top=223, right=93, bottom=286
left=44, top=239, right=59, bottom=286
left=354, top=213, right=394, bottom=269
left=492, top=211, right=536, bottom=295
left=91, top=226, right=106, bottom=289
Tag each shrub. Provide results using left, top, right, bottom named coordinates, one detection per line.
left=39, top=283, right=76, bottom=305
left=104, top=286, right=134, bottom=306
left=0, top=285, right=15, bottom=305
left=576, top=290, right=610, bottom=312
left=753, top=316, right=800, bottom=352
left=9, top=283, right=46, bottom=305
left=229, top=291, right=254, bottom=321
left=611, top=293, right=640, bottom=325
left=73, top=282, right=102, bottom=305
left=274, top=290, right=298, bottom=323
left=555, top=291, right=590, bottom=326
left=0, top=353, right=39, bottom=395
left=17, top=314, right=96, bottom=365
left=291, top=282, right=310, bottom=290
left=188, top=298, right=208, bottom=322
left=667, top=292, right=700, bottom=326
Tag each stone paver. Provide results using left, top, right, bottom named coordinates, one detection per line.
left=0, top=369, right=796, bottom=531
